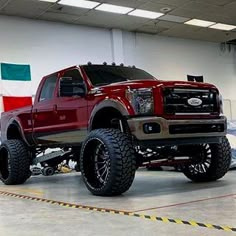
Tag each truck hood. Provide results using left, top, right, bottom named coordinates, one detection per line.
left=97, top=79, right=218, bottom=92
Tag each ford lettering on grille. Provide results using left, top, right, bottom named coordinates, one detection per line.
left=187, top=98, right=203, bottom=107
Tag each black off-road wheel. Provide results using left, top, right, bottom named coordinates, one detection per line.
left=183, top=137, right=231, bottom=182
left=0, top=139, right=31, bottom=185
left=80, top=129, right=136, bottom=196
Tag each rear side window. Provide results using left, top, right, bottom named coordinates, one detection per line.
left=39, top=75, right=57, bottom=102
left=63, top=69, right=83, bottom=83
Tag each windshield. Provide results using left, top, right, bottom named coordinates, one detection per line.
left=83, top=65, right=156, bottom=87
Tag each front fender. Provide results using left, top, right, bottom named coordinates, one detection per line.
left=88, top=98, right=134, bottom=131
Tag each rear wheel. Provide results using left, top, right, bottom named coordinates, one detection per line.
left=0, top=139, right=31, bottom=185
left=80, top=129, right=136, bottom=196
left=183, top=137, right=231, bottom=182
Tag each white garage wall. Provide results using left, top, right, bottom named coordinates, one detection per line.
left=0, top=15, right=236, bottom=118
left=0, top=15, right=113, bottom=94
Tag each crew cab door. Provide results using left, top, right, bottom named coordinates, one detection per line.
left=54, top=68, right=88, bottom=143
left=32, top=74, right=58, bottom=144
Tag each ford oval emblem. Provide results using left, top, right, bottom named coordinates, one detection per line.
left=187, top=98, right=202, bottom=106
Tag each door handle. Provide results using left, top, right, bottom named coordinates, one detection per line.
left=34, top=109, right=38, bottom=118
left=53, top=104, right=58, bottom=114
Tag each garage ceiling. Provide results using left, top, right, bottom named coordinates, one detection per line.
left=1, top=0, right=236, bottom=42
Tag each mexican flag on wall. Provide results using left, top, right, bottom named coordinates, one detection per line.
left=0, top=63, right=33, bottom=113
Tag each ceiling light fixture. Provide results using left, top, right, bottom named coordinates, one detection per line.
left=39, top=0, right=58, bottom=2
left=210, top=23, right=236, bottom=31
left=58, top=0, right=100, bottom=9
left=185, top=19, right=215, bottom=27
left=128, top=9, right=164, bottom=19
left=95, top=3, right=133, bottom=14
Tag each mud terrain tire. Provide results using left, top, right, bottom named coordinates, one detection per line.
left=80, top=129, right=136, bottom=196
left=183, top=137, right=231, bottom=182
left=0, top=139, right=31, bottom=185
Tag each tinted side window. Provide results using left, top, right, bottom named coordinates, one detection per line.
left=39, top=75, right=57, bottom=102
left=63, top=69, right=83, bottom=83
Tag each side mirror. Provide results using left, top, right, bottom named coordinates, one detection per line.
left=59, top=77, right=86, bottom=97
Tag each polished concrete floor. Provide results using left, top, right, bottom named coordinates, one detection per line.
left=0, top=169, right=236, bottom=236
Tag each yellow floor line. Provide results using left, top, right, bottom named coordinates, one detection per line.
left=0, top=190, right=235, bottom=233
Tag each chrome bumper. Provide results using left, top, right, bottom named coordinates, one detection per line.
left=127, top=116, right=227, bottom=141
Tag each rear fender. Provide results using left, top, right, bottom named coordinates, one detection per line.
left=5, top=118, right=29, bottom=145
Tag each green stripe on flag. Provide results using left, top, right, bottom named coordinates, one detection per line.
left=1, top=63, right=31, bottom=81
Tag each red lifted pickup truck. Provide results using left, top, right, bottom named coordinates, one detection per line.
left=0, top=64, right=231, bottom=196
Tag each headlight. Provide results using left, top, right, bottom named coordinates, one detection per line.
left=126, top=88, right=154, bottom=115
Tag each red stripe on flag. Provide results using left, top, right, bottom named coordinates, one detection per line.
left=3, top=96, right=32, bottom=112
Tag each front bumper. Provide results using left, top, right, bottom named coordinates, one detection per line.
left=127, top=116, right=227, bottom=141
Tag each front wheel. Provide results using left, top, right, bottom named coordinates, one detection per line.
left=182, top=137, right=231, bottom=182
left=80, top=129, right=136, bottom=196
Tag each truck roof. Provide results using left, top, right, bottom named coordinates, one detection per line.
left=43, top=64, right=137, bottom=78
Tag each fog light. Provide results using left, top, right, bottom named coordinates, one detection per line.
left=143, top=123, right=161, bottom=134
